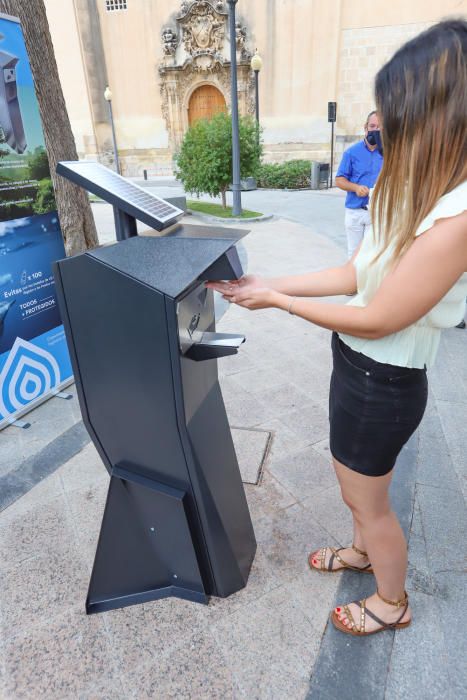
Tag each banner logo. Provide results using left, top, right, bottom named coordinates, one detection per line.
left=0, top=336, right=60, bottom=419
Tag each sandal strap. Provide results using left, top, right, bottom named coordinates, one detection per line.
left=343, top=604, right=357, bottom=631
left=364, top=601, right=409, bottom=630
left=319, top=547, right=327, bottom=571
left=352, top=544, right=368, bottom=557
left=359, top=599, right=366, bottom=633
left=331, top=547, right=372, bottom=573
left=377, top=589, right=409, bottom=608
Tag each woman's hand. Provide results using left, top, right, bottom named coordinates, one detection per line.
left=226, top=286, right=278, bottom=310
left=205, top=275, right=264, bottom=297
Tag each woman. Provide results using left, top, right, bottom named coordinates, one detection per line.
left=207, top=19, right=467, bottom=636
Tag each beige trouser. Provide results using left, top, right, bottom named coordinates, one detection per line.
left=345, top=208, right=372, bottom=259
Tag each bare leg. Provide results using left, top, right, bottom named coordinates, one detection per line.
left=332, top=458, right=411, bottom=630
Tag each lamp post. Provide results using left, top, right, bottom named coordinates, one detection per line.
left=250, top=49, right=262, bottom=130
left=227, top=0, right=242, bottom=217
left=104, top=86, right=120, bottom=175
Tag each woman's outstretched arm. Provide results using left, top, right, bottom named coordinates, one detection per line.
left=212, top=212, right=467, bottom=340
left=207, top=251, right=359, bottom=299
left=265, top=259, right=357, bottom=297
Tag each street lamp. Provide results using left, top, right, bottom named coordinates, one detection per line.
left=104, top=86, right=120, bottom=175
left=227, top=0, right=242, bottom=217
left=250, top=49, right=262, bottom=127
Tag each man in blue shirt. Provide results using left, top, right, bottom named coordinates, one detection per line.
left=336, top=111, right=383, bottom=258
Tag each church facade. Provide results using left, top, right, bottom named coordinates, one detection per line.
left=45, top=0, right=466, bottom=176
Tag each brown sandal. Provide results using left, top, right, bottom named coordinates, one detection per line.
left=331, top=590, right=411, bottom=636
left=308, top=545, right=374, bottom=574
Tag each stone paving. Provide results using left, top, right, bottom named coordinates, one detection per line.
left=0, top=200, right=465, bottom=699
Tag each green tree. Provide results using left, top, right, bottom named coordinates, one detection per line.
left=28, top=147, right=50, bottom=181
left=176, top=112, right=262, bottom=209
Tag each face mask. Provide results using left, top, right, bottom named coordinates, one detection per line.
left=367, top=130, right=383, bottom=155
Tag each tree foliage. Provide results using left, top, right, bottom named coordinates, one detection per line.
left=176, top=113, right=262, bottom=208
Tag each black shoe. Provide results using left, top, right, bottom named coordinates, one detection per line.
left=456, top=320, right=466, bottom=329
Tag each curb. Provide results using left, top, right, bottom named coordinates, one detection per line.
left=187, top=210, right=274, bottom=224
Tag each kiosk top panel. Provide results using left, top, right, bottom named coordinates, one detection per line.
left=56, top=161, right=185, bottom=231
left=88, top=235, right=243, bottom=298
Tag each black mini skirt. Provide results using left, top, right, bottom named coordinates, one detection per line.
left=329, top=332, right=428, bottom=477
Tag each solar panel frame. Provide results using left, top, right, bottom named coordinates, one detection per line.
left=56, top=161, right=185, bottom=232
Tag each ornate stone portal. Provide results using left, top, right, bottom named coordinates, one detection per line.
left=159, top=0, right=255, bottom=152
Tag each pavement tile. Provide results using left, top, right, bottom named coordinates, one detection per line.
left=254, top=503, right=336, bottom=583
left=406, top=533, right=434, bottom=597
left=119, top=629, right=237, bottom=700
left=286, top=569, right=341, bottom=636
left=205, top=548, right=282, bottom=619
left=219, top=376, right=276, bottom=427
left=212, top=591, right=320, bottom=700
left=226, top=365, right=290, bottom=396
left=2, top=608, right=117, bottom=699
left=416, top=484, right=467, bottom=574
left=428, top=356, right=466, bottom=403
left=0, top=494, right=76, bottom=571
left=257, top=417, right=313, bottom=461
left=416, top=410, right=462, bottom=493
left=384, top=590, right=455, bottom=700
left=243, top=468, right=297, bottom=522
left=217, top=346, right=258, bottom=377
left=435, top=399, right=467, bottom=500
left=276, top=401, right=330, bottom=447
left=65, top=482, right=109, bottom=570
left=0, top=544, right=90, bottom=636
left=310, top=437, right=333, bottom=462
left=257, top=384, right=316, bottom=421
left=268, top=444, right=336, bottom=501
left=77, top=677, right=128, bottom=700
left=431, top=571, right=467, bottom=699
left=302, top=485, right=353, bottom=546
left=103, top=597, right=211, bottom=673
left=59, top=442, right=109, bottom=494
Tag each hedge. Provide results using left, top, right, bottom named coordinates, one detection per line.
left=256, top=160, right=311, bottom=189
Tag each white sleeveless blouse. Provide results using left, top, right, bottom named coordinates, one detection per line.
left=339, top=180, right=467, bottom=369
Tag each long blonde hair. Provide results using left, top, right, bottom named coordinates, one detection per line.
left=372, top=19, right=467, bottom=263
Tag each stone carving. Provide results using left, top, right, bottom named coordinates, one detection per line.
left=159, top=1, right=255, bottom=149
left=162, top=27, right=178, bottom=56
left=235, top=22, right=246, bottom=50
left=180, top=1, right=226, bottom=61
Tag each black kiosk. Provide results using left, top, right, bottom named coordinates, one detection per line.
left=53, top=162, right=256, bottom=614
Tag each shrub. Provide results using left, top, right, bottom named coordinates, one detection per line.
left=175, top=112, right=262, bottom=208
left=256, top=160, right=311, bottom=189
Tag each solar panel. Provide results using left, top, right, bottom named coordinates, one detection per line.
left=56, top=161, right=185, bottom=231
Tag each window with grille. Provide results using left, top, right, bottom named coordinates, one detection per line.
left=105, top=0, right=127, bottom=11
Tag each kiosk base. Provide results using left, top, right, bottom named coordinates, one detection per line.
left=86, top=467, right=208, bottom=614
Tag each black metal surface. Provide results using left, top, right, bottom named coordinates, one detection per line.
left=56, top=161, right=184, bottom=231
left=86, top=467, right=207, bottom=614
left=54, top=233, right=256, bottom=614
left=88, top=235, right=245, bottom=299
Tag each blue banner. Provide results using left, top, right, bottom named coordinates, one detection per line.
left=0, top=14, right=72, bottom=428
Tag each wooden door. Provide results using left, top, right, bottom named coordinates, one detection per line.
left=188, top=85, right=227, bottom=125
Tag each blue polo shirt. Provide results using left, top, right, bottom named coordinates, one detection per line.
left=336, top=140, right=383, bottom=209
